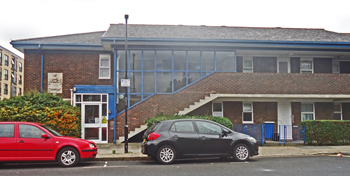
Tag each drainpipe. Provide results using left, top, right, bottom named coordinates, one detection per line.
left=40, top=44, right=44, bottom=94
left=113, top=45, right=117, bottom=144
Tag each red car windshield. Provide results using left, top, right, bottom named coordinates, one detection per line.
left=40, top=125, right=63, bottom=137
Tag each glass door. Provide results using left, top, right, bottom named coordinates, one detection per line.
left=74, top=94, right=108, bottom=143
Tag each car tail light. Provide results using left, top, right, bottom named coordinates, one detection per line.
left=147, top=132, right=161, bottom=141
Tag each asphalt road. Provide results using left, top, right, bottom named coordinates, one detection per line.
left=1, top=156, right=349, bottom=176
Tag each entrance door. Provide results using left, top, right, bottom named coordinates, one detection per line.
left=82, top=104, right=108, bottom=143
left=277, top=58, right=290, bottom=73
left=278, top=101, right=292, bottom=140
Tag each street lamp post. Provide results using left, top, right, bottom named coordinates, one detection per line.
left=124, top=14, right=129, bottom=153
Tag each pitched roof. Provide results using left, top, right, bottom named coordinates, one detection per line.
left=12, top=31, right=105, bottom=44
left=11, top=24, right=350, bottom=45
left=103, top=24, right=350, bottom=42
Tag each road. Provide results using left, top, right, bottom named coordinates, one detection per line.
left=1, top=156, right=349, bottom=176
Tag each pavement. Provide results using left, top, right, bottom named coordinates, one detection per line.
left=95, top=143, right=350, bottom=161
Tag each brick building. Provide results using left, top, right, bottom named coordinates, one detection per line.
left=0, top=45, right=24, bottom=100
left=11, top=24, right=350, bottom=143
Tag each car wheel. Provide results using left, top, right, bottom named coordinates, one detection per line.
left=233, top=144, right=250, bottom=162
left=57, top=147, right=80, bottom=167
left=156, top=145, right=176, bottom=164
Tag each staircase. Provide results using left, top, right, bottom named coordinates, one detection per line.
left=116, top=124, right=148, bottom=143
left=178, top=94, right=219, bottom=115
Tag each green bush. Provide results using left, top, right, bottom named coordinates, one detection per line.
left=145, top=115, right=233, bottom=129
left=0, top=91, right=81, bottom=137
left=301, top=120, right=350, bottom=145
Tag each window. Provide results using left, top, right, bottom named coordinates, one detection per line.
left=19, top=124, right=46, bottom=138
left=4, top=55, right=8, bottom=66
left=0, top=69, right=2, bottom=80
left=0, top=124, right=15, bottom=137
left=212, top=102, right=223, bottom=117
left=300, top=58, right=313, bottom=73
left=243, top=102, right=253, bottom=123
left=170, top=121, right=195, bottom=132
left=4, top=69, right=8, bottom=80
left=196, top=121, right=222, bottom=134
left=19, top=62, right=23, bottom=72
left=0, top=52, right=2, bottom=65
left=11, top=57, right=16, bottom=70
left=18, top=88, right=22, bottom=96
left=99, top=54, right=110, bottom=79
left=333, top=103, right=342, bottom=120
left=332, top=62, right=340, bottom=73
left=18, top=75, right=22, bottom=84
left=11, top=71, right=16, bottom=84
left=301, top=103, right=314, bottom=121
left=4, top=84, right=8, bottom=95
left=243, top=57, right=253, bottom=73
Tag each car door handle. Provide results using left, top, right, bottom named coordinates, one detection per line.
left=172, top=135, right=179, bottom=139
left=18, top=140, right=25, bottom=143
left=200, top=136, right=207, bottom=140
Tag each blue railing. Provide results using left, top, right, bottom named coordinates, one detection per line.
left=233, top=124, right=305, bottom=146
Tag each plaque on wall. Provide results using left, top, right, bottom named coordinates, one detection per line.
left=48, top=73, right=63, bottom=94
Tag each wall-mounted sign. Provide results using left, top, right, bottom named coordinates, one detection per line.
left=121, top=79, right=130, bottom=87
left=48, top=73, right=63, bottom=94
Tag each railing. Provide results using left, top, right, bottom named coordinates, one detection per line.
left=233, top=124, right=305, bottom=146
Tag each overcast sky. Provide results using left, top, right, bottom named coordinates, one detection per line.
left=2, top=0, right=350, bottom=58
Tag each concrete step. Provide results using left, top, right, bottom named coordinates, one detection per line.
left=117, top=124, right=148, bottom=143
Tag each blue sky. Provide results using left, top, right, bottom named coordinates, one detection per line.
left=2, top=0, right=350, bottom=57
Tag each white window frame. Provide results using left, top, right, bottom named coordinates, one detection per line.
left=99, top=54, right=111, bottom=79
left=301, top=103, right=315, bottom=121
left=300, top=58, right=313, bottom=73
left=242, top=102, right=253, bottom=123
left=333, top=103, right=342, bottom=120
left=332, top=61, right=340, bottom=73
left=277, top=58, right=290, bottom=73
left=212, top=102, right=223, bottom=117
left=243, top=57, right=253, bottom=73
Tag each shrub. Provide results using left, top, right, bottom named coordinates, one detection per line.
left=301, top=120, right=350, bottom=145
left=0, top=91, right=81, bottom=137
left=145, top=115, right=233, bottom=129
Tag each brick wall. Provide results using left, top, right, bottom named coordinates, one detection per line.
left=314, top=58, right=332, bottom=73
left=342, top=103, right=350, bottom=120
left=315, top=102, right=333, bottom=120
left=291, top=102, right=301, bottom=125
left=223, top=102, right=242, bottom=124
left=187, top=102, right=212, bottom=116
left=110, top=73, right=350, bottom=142
left=253, top=57, right=277, bottom=73
left=253, top=102, right=278, bottom=124
left=24, top=52, right=113, bottom=98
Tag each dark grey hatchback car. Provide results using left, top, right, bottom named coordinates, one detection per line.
left=141, top=119, right=259, bottom=164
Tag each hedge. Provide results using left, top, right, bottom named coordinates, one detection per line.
left=145, top=115, right=233, bottom=129
left=301, top=120, right=350, bottom=145
left=0, top=91, right=81, bottom=137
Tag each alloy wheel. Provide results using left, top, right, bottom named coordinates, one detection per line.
left=235, top=145, right=249, bottom=161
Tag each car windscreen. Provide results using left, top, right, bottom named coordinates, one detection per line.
left=40, top=125, right=63, bottom=137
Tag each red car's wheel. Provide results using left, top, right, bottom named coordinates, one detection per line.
left=57, top=147, right=80, bottom=167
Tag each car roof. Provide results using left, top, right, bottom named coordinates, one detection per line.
left=0, top=121, right=41, bottom=125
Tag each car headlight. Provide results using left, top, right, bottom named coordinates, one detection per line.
left=247, top=137, right=257, bottom=143
left=89, top=143, right=95, bottom=148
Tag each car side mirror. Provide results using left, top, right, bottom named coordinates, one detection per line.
left=41, top=134, right=50, bottom=138
left=221, top=130, right=228, bottom=137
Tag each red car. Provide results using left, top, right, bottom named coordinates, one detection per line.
left=0, top=122, right=98, bottom=167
